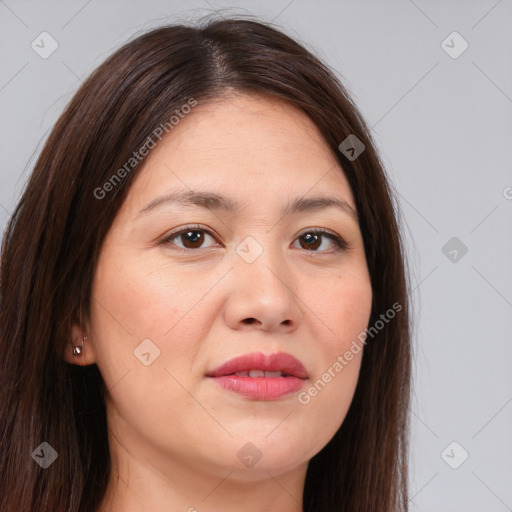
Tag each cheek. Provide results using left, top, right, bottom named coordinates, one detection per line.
left=308, top=266, right=373, bottom=349
left=89, top=250, right=225, bottom=384
left=297, top=268, right=371, bottom=429
left=88, top=252, right=219, bottom=441
left=91, top=248, right=212, bottom=337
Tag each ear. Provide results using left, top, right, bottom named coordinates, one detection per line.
left=63, top=322, right=98, bottom=366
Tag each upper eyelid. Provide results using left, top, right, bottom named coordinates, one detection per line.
left=166, top=225, right=218, bottom=241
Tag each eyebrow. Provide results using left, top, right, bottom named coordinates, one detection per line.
left=136, top=190, right=358, bottom=221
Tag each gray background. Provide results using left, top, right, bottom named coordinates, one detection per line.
left=1, top=0, right=511, bottom=510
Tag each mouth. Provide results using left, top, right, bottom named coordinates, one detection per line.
left=206, top=352, right=308, bottom=400
left=206, top=351, right=309, bottom=379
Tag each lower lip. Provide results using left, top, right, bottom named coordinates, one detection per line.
left=209, top=375, right=306, bottom=400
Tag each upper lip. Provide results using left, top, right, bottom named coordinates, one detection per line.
left=206, top=351, right=309, bottom=379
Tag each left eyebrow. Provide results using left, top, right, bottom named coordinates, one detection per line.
left=286, top=195, right=358, bottom=221
left=136, top=190, right=358, bottom=222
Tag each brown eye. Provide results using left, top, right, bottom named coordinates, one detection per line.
left=298, top=232, right=322, bottom=250
left=162, top=226, right=347, bottom=253
left=163, top=226, right=219, bottom=251
left=178, top=230, right=206, bottom=249
left=294, top=230, right=348, bottom=252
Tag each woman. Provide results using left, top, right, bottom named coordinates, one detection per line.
left=0, top=15, right=411, bottom=512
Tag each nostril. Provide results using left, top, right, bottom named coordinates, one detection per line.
left=243, top=318, right=257, bottom=324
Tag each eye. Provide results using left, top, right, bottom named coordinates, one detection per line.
left=161, top=225, right=348, bottom=253
left=293, top=229, right=348, bottom=253
left=162, top=225, right=220, bottom=251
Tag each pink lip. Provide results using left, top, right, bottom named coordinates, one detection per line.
left=206, top=352, right=308, bottom=401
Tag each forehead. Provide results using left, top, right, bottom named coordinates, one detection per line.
left=120, top=93, right=355, bottom=217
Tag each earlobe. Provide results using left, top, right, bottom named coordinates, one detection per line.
left=72, top=335, right=87, bottom=356
left=64, top=324, right=97, bottom=366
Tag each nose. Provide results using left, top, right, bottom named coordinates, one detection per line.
left=223, top=244, right=303, bottom=333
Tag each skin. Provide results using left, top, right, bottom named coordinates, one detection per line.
left=65, top=93, right=373, bottom=512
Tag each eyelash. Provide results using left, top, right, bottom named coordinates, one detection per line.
left=161, top=224, right=348, bottom=254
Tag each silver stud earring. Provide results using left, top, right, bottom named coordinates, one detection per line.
left=73, top=335, right=87, bottom=356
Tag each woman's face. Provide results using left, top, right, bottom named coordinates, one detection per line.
left=71, top=93, right=372, bottom=482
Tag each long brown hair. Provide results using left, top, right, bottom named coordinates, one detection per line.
left=0, top=14, right=411, bottom=512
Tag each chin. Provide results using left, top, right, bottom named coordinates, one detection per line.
left=215, top=434, right=316, bottom=479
